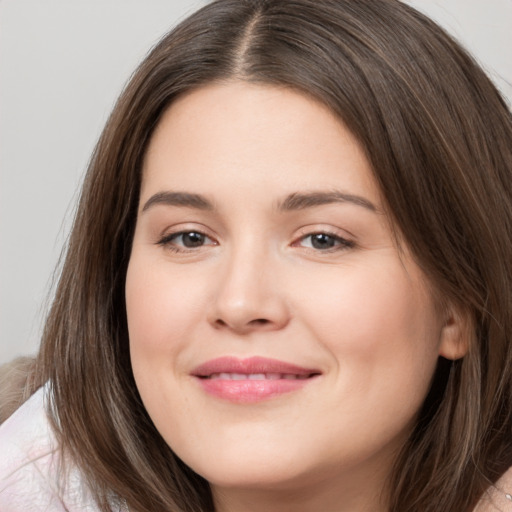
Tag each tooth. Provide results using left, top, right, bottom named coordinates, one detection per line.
left=207, top=372, right=308, bottom=381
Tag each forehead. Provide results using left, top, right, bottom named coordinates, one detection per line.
left=141, top=81, right=381, bottom=208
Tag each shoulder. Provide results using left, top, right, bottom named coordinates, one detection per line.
left=474, top=468, right=512, bottom=512
left=0, top=384, right=99, bottom=511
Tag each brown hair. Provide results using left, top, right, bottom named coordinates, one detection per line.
left=33, top=0, right=512, bottom=510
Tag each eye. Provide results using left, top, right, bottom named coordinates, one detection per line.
left=297, top=232, right=354, bottom=251
left=157, top=230, right=216, bottom=251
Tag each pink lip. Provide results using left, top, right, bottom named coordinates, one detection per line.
left=191, top=356, right=320, bottom=403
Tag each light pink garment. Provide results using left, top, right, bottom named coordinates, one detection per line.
left=0, top=385, right=109, bottom=511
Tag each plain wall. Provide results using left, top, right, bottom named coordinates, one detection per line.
left=1, top=0, right=511, bottom=365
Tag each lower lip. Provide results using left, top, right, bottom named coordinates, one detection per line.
left=195, top=377, right=314, bottom=403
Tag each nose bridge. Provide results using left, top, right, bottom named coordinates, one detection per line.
left=210, top=233, right=289, bottom=332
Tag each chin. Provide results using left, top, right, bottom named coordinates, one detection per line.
left=197, top=462, right=314, bottom=492
left=179, top=437, right=340, bottom=495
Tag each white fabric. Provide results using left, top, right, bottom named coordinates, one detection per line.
left=0, top=385, right=103, bottom=511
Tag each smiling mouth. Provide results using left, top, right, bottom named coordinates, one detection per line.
left=192, top=357, right=321, bottom=403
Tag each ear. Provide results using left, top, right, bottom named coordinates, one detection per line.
left=438, top=304, right=471, bottom=360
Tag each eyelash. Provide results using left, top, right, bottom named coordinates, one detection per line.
left=156, top=230, right=355, bottom=253
left=294, top=231, right=355, bottom=252
left=156, top=231, right=217, bottom=253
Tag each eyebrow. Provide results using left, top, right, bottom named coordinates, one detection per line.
left=141, top=189, right=379, bottom=214
left=277, top=191, right=379, bottom=213
left=142, top=191, right=214, bottom=212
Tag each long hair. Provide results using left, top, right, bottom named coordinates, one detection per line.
left=34, top=0, right=512, bottom=510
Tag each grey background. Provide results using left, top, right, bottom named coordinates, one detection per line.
left=1, top=0, right=511, bottom=365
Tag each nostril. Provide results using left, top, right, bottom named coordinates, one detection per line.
left=213, top=317, right=272, bottom=331
left=250, top=319, right=270, bottom=326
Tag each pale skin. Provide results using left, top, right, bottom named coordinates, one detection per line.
left=125, top=82, right=467, bottom=512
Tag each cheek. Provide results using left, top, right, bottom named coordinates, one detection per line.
left=126, top=255, right=204, bottom=352
left=295, top=262, right=442, bottom=458
left=125, top=256, right=205, bottom=398
left=295, top=257, right=442, bottom=386
left=125, top=254, right=208, bottom=424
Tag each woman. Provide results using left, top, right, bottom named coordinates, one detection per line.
left=1, top=0, right=512, bottom=510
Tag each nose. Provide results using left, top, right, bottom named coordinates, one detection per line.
left=208, top=246, right=290, bottom=335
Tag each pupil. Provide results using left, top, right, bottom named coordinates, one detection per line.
left=311, top=234, right=335, bottom=249
left=183, top=232, right=204, bottom=247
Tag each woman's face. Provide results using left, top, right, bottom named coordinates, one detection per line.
left=126, top=82, right=464, bottom=506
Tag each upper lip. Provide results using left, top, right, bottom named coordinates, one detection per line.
left=191, top=356, right=320, bottom=378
